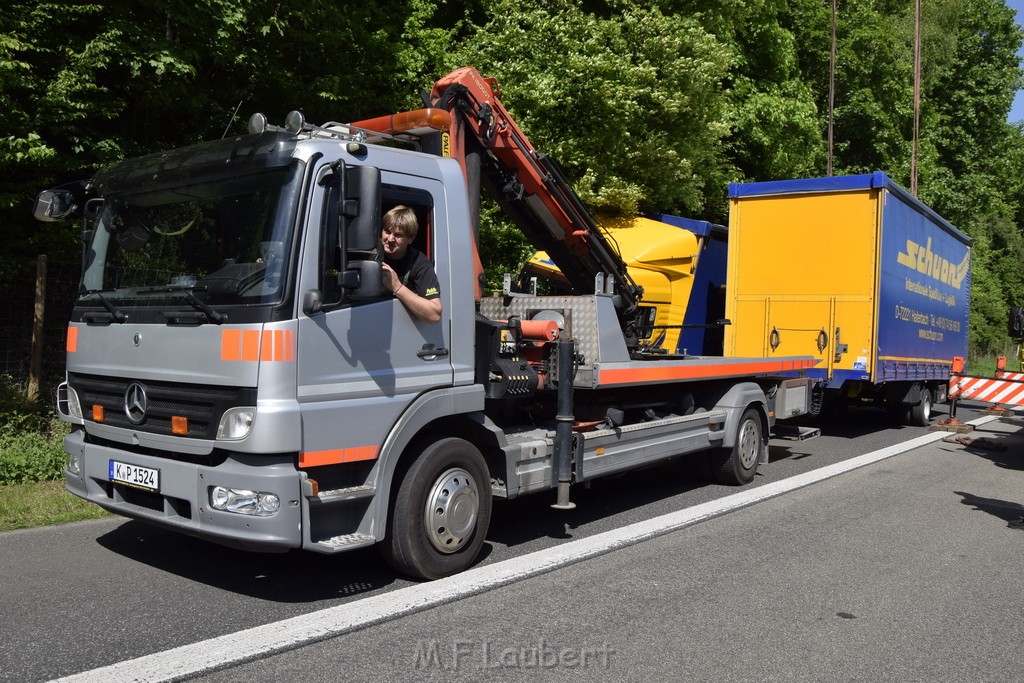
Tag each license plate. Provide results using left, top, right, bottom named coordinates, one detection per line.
left=109, top=460, right=160, bottom=492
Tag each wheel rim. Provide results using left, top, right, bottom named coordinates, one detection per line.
left=425, top=467, right=479, bottom=554
left=737, top=418, right=760, bottom=470
left=922, top=393, right=931, bottom=421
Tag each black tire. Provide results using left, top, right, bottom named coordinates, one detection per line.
left=711, top=408, right=763, bottom=485
left=909, top=386, right=932, bottom=426
left=382, top=437, right=492, bottom=580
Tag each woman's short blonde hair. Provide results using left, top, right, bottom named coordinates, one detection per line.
left=381, top=205, right=419, bottom=239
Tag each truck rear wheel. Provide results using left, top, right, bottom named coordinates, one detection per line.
left=910, top=386, right=932, bottom=426
left=711, top=408, right=762, bottom=485
left=383, top=437, right=492, bottom=580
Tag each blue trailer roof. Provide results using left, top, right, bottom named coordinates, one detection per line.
left=728, top=172, right=971, bottom=245
left=728, top=172, right=889, bottom=198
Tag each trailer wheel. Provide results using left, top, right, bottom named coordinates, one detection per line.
left=910, top=386, right=932, bottom=426
left=712, top=408, right=762, bottom=485
left=383, top=437, right=492, bottom=580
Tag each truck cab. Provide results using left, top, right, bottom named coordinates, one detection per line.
left=49, top=125, right=479, bottom=561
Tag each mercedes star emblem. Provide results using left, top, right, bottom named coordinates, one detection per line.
left=124, top=382, right=148, bottom=425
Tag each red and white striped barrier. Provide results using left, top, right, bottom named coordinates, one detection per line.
left=948, top=374, right=1024, bottom=406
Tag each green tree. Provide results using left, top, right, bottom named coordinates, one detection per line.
left=457, top=0, right=732, bottom=218
left=915, top=0, right=1024, bottom=355
left=668, top=0, right=825, bottom=184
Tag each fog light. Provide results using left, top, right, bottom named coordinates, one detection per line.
left=217, top=407, right=255, bottom=440
left=258, top=493, right=280, bottom=515
left=66, top=452, right=81, bottom=476
left=208, top=486, right=280, bottom=517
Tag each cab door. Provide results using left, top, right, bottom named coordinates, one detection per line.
left=294, top=166, right=454, bottom=467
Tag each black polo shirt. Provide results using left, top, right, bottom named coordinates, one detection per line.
left=385, top=247, right=440, bottom=300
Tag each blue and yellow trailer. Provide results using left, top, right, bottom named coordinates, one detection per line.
left=724, top=172, right=971, bottom=425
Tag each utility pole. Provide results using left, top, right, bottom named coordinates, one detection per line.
left=828, top=0, right=837, bottom=177
left=911, top=0, right=922, bottom=195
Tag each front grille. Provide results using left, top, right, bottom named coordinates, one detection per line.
left=70, top=373, right=256, bottom=440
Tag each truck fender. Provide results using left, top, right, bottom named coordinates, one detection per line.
left=369, top=384, right=487, bottom=541
left=885, top=381, right=923, bottom=406
left=709, top=382, right=769, bottom=451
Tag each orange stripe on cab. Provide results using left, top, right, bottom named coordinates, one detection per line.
left=221, top=329, right=241, bottom=360
left=299, top=445, right=380, bottom=468
left=66, top=326, right=78, bottom=353
left=221, top=329, right=294, bottom=362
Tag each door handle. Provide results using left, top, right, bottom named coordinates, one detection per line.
left=417, top=345, right=449, bottom=359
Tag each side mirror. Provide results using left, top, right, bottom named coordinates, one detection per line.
left=34, top=189, right=77, bottom=222
left=344, top=260, right=384, bottom=300
left=33, top=180, right=89, bottom=222
left=340, top=165, right=381, bottom=257
left=302, top=289, right=323, bottom=315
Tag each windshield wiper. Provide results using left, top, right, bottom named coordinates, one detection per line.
left=81, top=289, right=127, bottom=323
left=140, top=285, right=227, bottom=324
left=179, top=288, right=227, bottom=324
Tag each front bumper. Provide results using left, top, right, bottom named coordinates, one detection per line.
left=64, top=429, right=304, bottom=552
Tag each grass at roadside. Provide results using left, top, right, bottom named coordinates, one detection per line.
left=0, top=480, right=110, bottom=531
left=968, top=356, right=998, bottom=377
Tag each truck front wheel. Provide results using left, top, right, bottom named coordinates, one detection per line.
left=711, top=408, right=763, bottom=485
left=383, top=437, right=492, bottom=580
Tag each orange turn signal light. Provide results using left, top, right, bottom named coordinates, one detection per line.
left=171, top=416, right=188, bottom=436
left=92, top=405, right=105, bottom=422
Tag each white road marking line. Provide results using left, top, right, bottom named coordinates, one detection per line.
left=51, top=415, right=998, bottom=683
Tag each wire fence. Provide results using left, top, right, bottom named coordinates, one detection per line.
left=0, top=256, right=79, bottom=406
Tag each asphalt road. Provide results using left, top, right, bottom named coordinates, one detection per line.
left=203, top=412, right=1024, bottom=682
left=0, top=402, right=1002, bottom=682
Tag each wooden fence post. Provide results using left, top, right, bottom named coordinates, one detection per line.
left=28, top=254, right=47, bottom=405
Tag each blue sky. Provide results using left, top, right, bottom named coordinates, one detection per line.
left=1009, top=0, right=1024, bottom=121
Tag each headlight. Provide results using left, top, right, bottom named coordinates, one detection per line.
left=63, top=384, right=83, bottom=421
left=209, top=486, right=280, bottom=517
left=66, top=452, right=81, bottom=476
left=210, top=486, right=231, bottom=509
left=217, top=407, right=255, bottom=440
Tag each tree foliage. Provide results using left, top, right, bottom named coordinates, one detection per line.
left=2, top=0, right=1024, bottom=355
left=457, top=0, right=731, bottom=216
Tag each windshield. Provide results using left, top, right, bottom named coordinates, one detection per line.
left=79, top=165, right=301, bottom=316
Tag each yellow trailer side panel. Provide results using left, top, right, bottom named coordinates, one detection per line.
left=725, top=190, right=879, bottom=379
